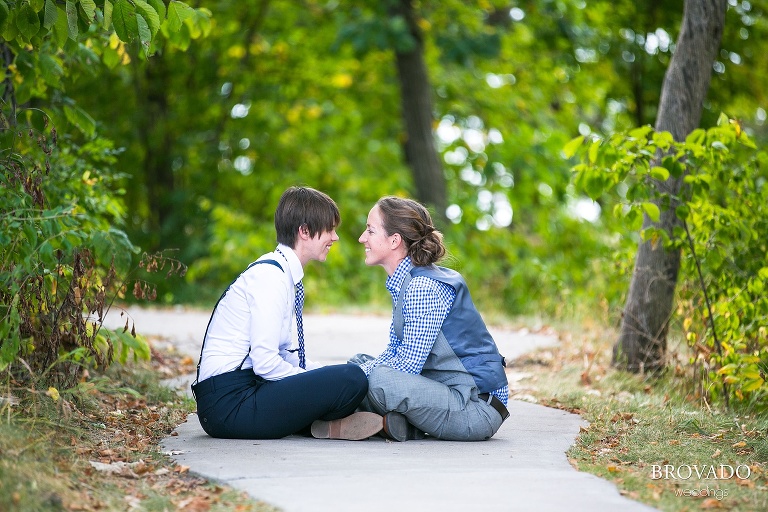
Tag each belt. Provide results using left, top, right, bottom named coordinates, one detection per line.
left=478, top=393, right=510, bottom=422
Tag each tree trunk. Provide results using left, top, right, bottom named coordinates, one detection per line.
left=391, top=0, right=447, bottom=220
left=613, top=0, right=726, bottom=371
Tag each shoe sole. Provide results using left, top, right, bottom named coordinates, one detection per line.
left=382, top=412, right=425, bottom=442
left=311, top=412, right=383, bottom=441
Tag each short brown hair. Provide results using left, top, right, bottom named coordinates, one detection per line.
left=275, top=187, right=340, bottom=248
left=376, top=196, right=445, bottom=266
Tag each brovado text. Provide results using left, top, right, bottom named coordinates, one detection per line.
left=651, top=464, right=751, bottom=480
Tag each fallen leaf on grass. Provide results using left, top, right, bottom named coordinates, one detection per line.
left=175, top=496, right=211, bottom=511
left=124, top=495, right=142, bottom=510
left=733, top=441, right=747, bottom=448
left=610, top=412, right=634, bottom=422
left=89, top=460, right=142, bottom=478
left=711, top=449, right=722, bottom=458
left=701, top=497, right=725, bottom=508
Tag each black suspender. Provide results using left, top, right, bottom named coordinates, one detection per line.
left=192, top=259, right=284, bottom=388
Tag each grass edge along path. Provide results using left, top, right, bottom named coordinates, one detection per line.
left=0, top=346, right=278, bottom=512
left=510, top=323, right=768, bottom=512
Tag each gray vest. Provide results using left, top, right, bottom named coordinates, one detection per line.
left=393, top=265, right=508, bottom=394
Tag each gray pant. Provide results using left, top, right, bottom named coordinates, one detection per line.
left=359, top=365, right=503, bottom=441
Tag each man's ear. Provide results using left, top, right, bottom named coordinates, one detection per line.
left=297, top=224, right=310, bottom=241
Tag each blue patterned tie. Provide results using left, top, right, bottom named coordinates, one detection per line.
left=295, top=280, right=306, bottom=369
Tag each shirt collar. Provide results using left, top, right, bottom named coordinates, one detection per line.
left=275, top=244, right=304, bottom=285
left=386, top=256, right=414, bottom=300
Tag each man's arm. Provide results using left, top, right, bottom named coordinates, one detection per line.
left=245, top=266, right=305, bottom=379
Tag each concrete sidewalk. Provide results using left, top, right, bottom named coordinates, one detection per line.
left=105, top=306, right=658, bottom=512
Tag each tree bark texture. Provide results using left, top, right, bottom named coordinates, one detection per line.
left=391, top=0, right=448, bottom=220
left=614, top=0, right=726, bottom=371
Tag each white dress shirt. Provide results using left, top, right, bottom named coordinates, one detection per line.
left=198, top=244, right=320, bottom=382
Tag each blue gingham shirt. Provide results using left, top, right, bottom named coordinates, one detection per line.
left=361, top=257, right=509, bottom=405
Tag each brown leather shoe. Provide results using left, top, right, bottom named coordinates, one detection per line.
left=311, top=412, right=383, bottom=440
left=381, top=412, right=426, bottom=442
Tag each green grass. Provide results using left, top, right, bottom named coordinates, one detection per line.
left=512, top=324, right=768, bottom=511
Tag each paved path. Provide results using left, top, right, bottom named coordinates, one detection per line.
left=104, top=306, right=658, bottom=512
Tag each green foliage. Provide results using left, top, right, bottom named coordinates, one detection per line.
left=569, top=117, right=768, bottom=407
left=34, top=0, right=767, bottom=332
left=0, top=0, right=204, bottom=386
left=0, top=0, right=210, bottom=55
left=1, top=0, right=211, bottom=143
left=0, top=109, right=148, bottom=387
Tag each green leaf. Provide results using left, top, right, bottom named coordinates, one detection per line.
left=15, top=4, right=40, bottom=39
left=22, top=223, right=38, bottom=248
left=588, top=139, right=600, bottom=164
left=0, top=1, right=9, bottom=33
left=716, top=112, right=730, bottom=127
left=562, top=135, right=584, bottom=159
left=39, top=53, right=63, bottom=86
left=662, top=156, right=685, bottom=179
left=748, top=277, right=764, bottom=295
left=43, top=0, right=57, bottom=28
left=147, top=0, right=166, bottom=19
left=134, top=0, right=160, bottom=37
left=717, top=363, right=738, bottom=375
left=80, top=0, right=97, bottom=20
left=742, top=378, right=765, bottom=392
left=166, top=0, right=195, bottom=32
left=136, top=12, right=151, bottom=48
left=30, top=0, right=44, bottom=12
left=112, top=0, right=138, bottom=41
left=675, top=204, right=689, bottom=221
left=63, top=104, right=96, bottom=137
left=685, top=129, right=706, bottom=146
left=583, top=174, right=606, bottom=200
left=194, top=7, right=212, bottom=37
left=66, top=0, right=78, bottom=40
left=1, top=8, right=17, bottom=41
left=628, top=125, right=653, bottom=140
left=649, top=166, right=670, bottom=181
left=642, top=202, right=660, bottom=222
left=52, top=6, right=68, bottom=46
left=102, top=0, right=112, bottom=29
left=652, top=131, right=674, bottom=149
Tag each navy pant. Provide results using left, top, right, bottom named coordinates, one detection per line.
left=193, top=364, right=368, bottom=439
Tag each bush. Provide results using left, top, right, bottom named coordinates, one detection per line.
left=0, top=110, right=153, bottom=388
left=568, top=115, right=768, bottom=408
